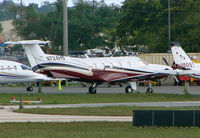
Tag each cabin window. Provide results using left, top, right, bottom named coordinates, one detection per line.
left=102, top=63, right=105, bottom=68
left=7, top=66, right=11, bottom=70
left=93, top=64, right=97, bottom=69
left=21, top=65, right=32, bottom=71
left=128, top=62, right=131, bottom=67
left=139, top=59, right=148, bottom=65
left=110, top=63, right=113, bottom=68
left=0, top=66, right=3, bottom=70
left=118, top=61, right=122, bottom=68
left=14, top=66, right=17, bottom=70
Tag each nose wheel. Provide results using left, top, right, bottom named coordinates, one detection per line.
left=146, top=83, right=153, bottom=93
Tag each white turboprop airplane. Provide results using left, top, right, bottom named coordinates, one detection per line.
left=171, top=43, right=200, bottom=79
left=0, top=59, right=52, bottom=90
left=5, top=40, right=177, bottom=94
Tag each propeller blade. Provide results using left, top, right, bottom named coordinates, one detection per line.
left=172, top=75, right=179, bottom=83
left=162, top=57, right=170, bottom=66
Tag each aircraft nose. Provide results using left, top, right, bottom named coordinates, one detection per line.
left=37, top=74, right=52, bottom=81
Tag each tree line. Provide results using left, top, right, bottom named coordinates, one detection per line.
left=10, top=0, right=200, bottom=53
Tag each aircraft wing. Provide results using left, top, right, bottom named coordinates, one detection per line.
left=176, top=69, right=200, bottom=76
left=94, top=68, right=177, bottom=82
left=49, top=71, right=80, bottom=80
left=108, top=72, right=172, bottom=82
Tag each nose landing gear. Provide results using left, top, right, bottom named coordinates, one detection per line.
left=146, top=83, right=153, bottom=93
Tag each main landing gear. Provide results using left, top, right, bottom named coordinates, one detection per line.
left=125, top=85, right=133, bottom=93
left=125, top=82, right=154, bottom=94
left=27, top=85, right=33, bottom=91
left=88, top=83, right=98, bottom=94
left=125, top=82, right=136, bottom=93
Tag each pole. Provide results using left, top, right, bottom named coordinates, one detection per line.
left=92, top=0, right=95, bottom=14
left=63, top=0, right=68, bottom=56
left=38, top=82, right=42, bottom=93
left=19, top=96, right=24, bottom=109
left=168, top=0, right=171, bottom=48
left=20, top=0, right=23, bottom=20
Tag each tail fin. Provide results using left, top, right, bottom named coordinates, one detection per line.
left=5, top=40, right=48, bottom=67
left=171, top=45, right=194, bottom=69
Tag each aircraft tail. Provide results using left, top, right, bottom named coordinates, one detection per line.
left=5, top=40, right=48, bottom=67
left=171, top=45, right=195, bottom=69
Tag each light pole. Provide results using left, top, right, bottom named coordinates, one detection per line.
left=63, top=0, right=68, bottom=56
left=168, top=0, right=171, bottom=49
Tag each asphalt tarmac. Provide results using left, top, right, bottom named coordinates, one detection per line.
left=0, top=85, right=199, bottom=95
left=0, top=109, right=132, bottom=123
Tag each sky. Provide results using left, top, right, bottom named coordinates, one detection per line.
left=5, top=0, right=125, bottom=7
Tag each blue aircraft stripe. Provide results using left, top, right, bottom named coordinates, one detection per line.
left=0, top=73, right=25, bottom=78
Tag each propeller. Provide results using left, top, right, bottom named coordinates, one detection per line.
left=162, top=57, right=179, bottom=83
left=162, top=57, right=170, bottom=66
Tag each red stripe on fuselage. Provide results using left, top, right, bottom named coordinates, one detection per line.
left=42, top=69, right=167, bottom=82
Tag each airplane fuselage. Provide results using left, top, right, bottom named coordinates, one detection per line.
left=34, top=55, right=170, bottom=83
left=0, top=60, right=47, bottom=83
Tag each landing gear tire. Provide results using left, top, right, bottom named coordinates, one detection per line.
left=146, top=88, right=153, bottom=93
left=125, top=86, right=133, bottom=93
left=27, top=86, right=33, bottom=91
left=89, top=86, right=97, bottom=94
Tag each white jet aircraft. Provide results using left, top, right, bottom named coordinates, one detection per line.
left=5, top=40, right=177, bottom=94
left=171, top=43, right=200, bottom=79
left=0, top=59, right=52, bottom=90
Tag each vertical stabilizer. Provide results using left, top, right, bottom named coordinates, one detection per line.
left=171, top=45, right=194, bottom=69
left=22, top=43, right=46, bottom=67
left=5, top=40, right=48, bottom=67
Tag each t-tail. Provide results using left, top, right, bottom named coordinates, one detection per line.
left=171, top=44, right=195, bottom=70
left=5, top=40, right=49, bottom=67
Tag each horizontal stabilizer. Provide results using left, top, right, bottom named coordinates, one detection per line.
left=4, top=40, right=50, bottom=45
left=5, top=40, right=49, bottom=68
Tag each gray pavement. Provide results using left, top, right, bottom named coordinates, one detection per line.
left=0, top=109, right=132, bottom=122
left=0, top=85, right=199, bottom=95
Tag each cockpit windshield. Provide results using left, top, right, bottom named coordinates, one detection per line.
left=21, top=65, right=32, bottom=71
left=139, top=59, right=148, bottom=65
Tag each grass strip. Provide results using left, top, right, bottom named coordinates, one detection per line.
left=0, top=93, right=200, bottom=105
left=15, top=106, right=200, bottom=116
left=0, top=122, right=199, bottom=138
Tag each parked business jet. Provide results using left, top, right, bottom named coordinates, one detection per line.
left=0, top=59, right=52, bottom=90
left=171, top=43, right=200, bottom=79
left=5, top=40, right=176, bottom=94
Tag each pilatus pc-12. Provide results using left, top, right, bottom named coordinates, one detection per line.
left=5, top=40, right=176, bottom=94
